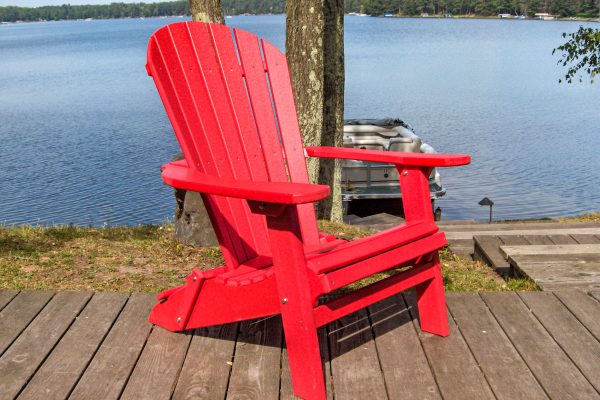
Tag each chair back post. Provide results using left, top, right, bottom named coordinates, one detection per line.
left=398, top=166, right=435, bottom=225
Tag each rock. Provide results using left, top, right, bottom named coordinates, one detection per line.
left=172, top=154, right=219, bottom=247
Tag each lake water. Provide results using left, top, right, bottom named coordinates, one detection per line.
left=0, top=16, right=598, bottom=225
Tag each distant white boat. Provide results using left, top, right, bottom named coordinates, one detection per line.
left=534, top=13, right=555, bottom=20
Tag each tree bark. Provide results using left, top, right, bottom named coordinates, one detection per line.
left=286, top=0, right=325, bottom=185
left=286, top=0, right=345, bottom=222
left=189, top=0, right=224, bottom=23
left=319, top=0, right=344, bottom=222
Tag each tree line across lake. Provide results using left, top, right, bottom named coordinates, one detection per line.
left=0, top=0, right=598, bottom=23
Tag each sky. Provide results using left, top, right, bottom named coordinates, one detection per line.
left=0, top=0, right=155, bottom=7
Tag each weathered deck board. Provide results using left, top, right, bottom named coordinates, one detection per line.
left=554, top=290, right=600, bottom=341
left=500, top=244, right=600, bottom=257
left=328, top=309, right=388, bottom=399
left=120, top=326, right=192, bottom=400
left=171, top=323, right=238, bottom=400
left=499, top=243, right=600, bottom=290
left=509, top=260, right=600, bottom=289
left=225, top=316, right=282, bottom=400
left=0, top=290, right=18, bottom=312
left=572, top=234, right=600, bottom=244
left=523, top=234, right=554, bottom=245
left=473, top=235, right=507, bottom=273
left=446, top=228, right=600, bottom=240
left=548, top=234, right=579, bottom=244
left=446, top=238, right=474, bottom=258
left=0, top=291, right=91, bottom=400
left=519, top=292, right=600, bottom=393
left=0, top=290, right=54, bottom=356
left=404, top=292, right=496, bottom=399
left=17, top=292, right=128, bottom=400
left=441, top=222, right=600, bottom=232
left=1, top=289, right=599, bottom=400
left=68, top=293, right=155, bottom=400
left=446, top=292, right=547, bottom=400
left=481, top=292, right=600, bottom=400
left=369, top=295, right=441, bottom=400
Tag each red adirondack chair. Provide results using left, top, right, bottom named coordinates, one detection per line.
left=146, top=21, right=470, bottom=400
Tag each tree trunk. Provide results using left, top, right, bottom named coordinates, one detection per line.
left=286, top=0, right=345, bottom=222
left=189, top=0, right=224, bottom=23
left=286, top=0, right=325, bottom=185
left=319, top=0, right=345, bottom=222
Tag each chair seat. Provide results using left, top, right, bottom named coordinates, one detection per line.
left=216, top=223, right=441, bottom=293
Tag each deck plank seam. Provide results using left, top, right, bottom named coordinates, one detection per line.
left=277, top=321, right=285, bottom=400
left=62, top=292, right=131, bottom=400
left=548, top=235, right=564, bottom=245
left=445, top=299, right=500, bottom=400
left=477, top=292, right=552, bottom=400
left=0, top=291, right=56, bottom=359
left=168, top=330, right=195, bottom=399
left=13, top=291, right=95, bottom=399
left=169, top=329, right=199, bottom=399
left=115, top=309, right=156, bottom=400
left=552, top=292, right=600, bottom=342
left=168, top=327, right=200, bottom=400
left=515, top=292, right=600, bottom=396
left=222, top=322, right=241, bottom=400
left=400, top=293, right=446, bottom=400
left=366, top=305, right=392, bottom=400
left=567, top=234, right=577, bottom=243
left=277, top=325, right=283, bottom=400
left=0, top=290, right=19, bottom=313
left=587, top=291, right=600, bottom=304
left=324, top=323, right=334, bottom=400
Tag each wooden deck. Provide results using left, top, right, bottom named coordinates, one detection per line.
left=442, top=221, right=600, bottom=259
left=1, top=289, right=600, bottom=399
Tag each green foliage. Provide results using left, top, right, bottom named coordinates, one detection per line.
left=554, top=27, right=600, bottom=83
left=0, top=0, right=596, bottom=21
left=0, top=0, right=285, bottom=22
left=349, top=0, right=598, bottom=16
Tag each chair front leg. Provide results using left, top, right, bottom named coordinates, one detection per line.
left=264, top=205, right=327, bottom=400
left=415, top=253, right=449, bottom=336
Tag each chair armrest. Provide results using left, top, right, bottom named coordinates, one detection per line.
left=305, top=146, right=470, bottom=167
left=161, top=161, right=330, bottom=204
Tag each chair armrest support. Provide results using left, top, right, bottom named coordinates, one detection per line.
left=161, top=161, right=330, bottom=205
left=305, top=146, right=470, bottom=167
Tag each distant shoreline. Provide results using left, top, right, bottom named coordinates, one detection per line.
left=2, top=14, right=599, bottom=25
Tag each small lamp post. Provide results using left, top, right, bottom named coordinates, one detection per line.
left=479, top=197, right=494, bottom=223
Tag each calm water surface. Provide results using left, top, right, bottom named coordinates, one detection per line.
left=0, top=16, right=598, bottom=225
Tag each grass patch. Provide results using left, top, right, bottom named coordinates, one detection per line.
left=558, top=212, right=600, bottom=223
left=0, top=224, right=221, bottom=292
left=439, top=248, right=538, bottom=291
left=0, top=221, right=536, bottom=293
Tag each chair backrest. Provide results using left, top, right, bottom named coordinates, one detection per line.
left=147, top=21, right=320, bottom=268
